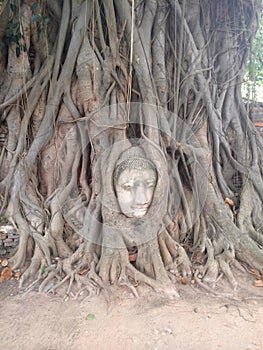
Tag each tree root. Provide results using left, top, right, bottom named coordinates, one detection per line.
left=193, top=271, right=240, bottom=301
left=96, top=244, right=180, bottom=299
left=158, top=229, right=192, bottom=278
left=0, top=0, right=262, bottom=304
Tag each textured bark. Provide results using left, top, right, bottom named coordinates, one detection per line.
left=0, top=0, right=262, bottom=299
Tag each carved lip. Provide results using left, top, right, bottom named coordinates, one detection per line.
left=132, top=205, right=149, bottom=211
left=132, top=208, right=148, bottom=216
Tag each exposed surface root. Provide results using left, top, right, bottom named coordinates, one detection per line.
left=0, top=0, right=263, bottom=301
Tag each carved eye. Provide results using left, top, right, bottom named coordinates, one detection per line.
left=123, top=184, right=132, bottom=191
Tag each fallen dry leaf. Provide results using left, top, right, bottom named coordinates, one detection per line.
left=253, top=280, right=263, bottom=287
left=250, top=268, right=262, bottom=280
left=14, top=271, right=22, bottom=280
left=191, top=279, right=196, bottom=285
left=1, top=258, right=8, bottom=267
left=225, top=197, right=234, bottom=207
left=0, top=267, right=13, bottom=282
left=180, top=277, right=187, bottom=285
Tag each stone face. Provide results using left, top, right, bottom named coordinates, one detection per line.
left=115, top=168, right=157, bottom=218
left=114, top=146, right=157, bottom=219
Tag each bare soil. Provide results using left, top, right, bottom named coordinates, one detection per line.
left=1, top=270, right=263, bottom=350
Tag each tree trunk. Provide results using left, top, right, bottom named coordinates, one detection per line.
left=0, top=0, right=262, bottom=299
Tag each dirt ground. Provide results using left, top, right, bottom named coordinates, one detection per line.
left=1, top=271, right=263, bottom=350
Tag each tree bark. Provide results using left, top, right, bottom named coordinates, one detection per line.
left=0, top=0, right=262, bottom=299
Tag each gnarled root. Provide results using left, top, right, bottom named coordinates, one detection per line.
left=158, top=229, right=192, bottom=278
left=97, top=243, right=180, bottom=299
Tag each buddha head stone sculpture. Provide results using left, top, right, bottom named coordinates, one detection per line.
left=114, top=146, right=157, bottom=218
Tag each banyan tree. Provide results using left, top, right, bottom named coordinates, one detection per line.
left=0, top=0, right=263, bottom=299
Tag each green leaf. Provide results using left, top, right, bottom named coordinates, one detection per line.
left=31, top=3, right=39, bottom=11
left=10, top=3, right=17, bottom=13
left=5, top=28, right=11, bottom=37
left=39, top=27, right=44, bottom=35
left=31, top=14, right=42, bottom=22
left=0, top=215, right=6, bottom=222
left=85, top=313, right=95, bottom=320
left=11, top=21, right=19, bottom=29
left=16, top=32, right=22, bottom=40
left=43, top=16, right=50, bottom=25
left=15, top=46, right=20, bottom=58
left=11, top=35, right=18, bottom=43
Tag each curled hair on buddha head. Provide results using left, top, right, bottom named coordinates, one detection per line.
left=114, top=146, right=157, bottom=183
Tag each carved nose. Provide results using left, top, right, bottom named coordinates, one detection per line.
left=134, top=185, right=148, bottom=206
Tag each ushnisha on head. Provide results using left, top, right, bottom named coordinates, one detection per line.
left=114, top=146, right=158, bottom=218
